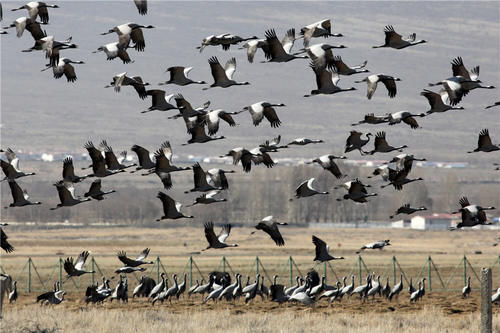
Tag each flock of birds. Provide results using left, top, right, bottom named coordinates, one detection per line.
left=0, top=0, right=499, bottom=310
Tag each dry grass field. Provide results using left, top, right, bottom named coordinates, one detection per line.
left=1, top=226, right=499, bottom=332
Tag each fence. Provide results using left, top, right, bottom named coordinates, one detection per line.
left=0, top=255, right=499, bottom=293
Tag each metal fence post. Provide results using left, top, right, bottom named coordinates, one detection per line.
left=59, top=258, right=63, bottom=289
left=91, top=256, right=95, bottom=286
left=392, top=256, right=396, bottom=285
left=156, top=256, right=160, bottom=283
left=480, top=268, right=492, bottom=333
left=222, top=256, right=226, bottom=273
left=358, top=255, right=362, bottom=285
left=189, top=256, right=193, bottom=288
left=289, top=256, right=293, bottom=286
left=427, top=256, right=432, bottom=291
left=27, top=257, right=32, bottom=293
left=255, top=257, right=259, bottom=275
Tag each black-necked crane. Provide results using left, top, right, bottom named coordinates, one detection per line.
left=249, top=147, right=276, bottom=169
left=332, top=56, right=368, bottom=75
left=220, top=148, right=254, bottom=173
left=1, top=228, right=14, bottom=253
left=300, top=19, right=343, bottom=47
left=293, top=178, right=329, bottom=199
left=450, top=56, right=495, bottom=92
left=485, top=101, right=500, bottom=109
left=287, top=138, right=324, bottom=146
left=187, top=190, right=227, bottom=207
left=303, top=43, right=346, bottom=70
left=304, top=62, right=356, bottom=97
left=381, top=167, right=423, bottom=191
left=100, top=140, right=135, bottom=171
left=198, top=33, right=258, bottom=52
left=351, top=113, right=390, bottom=126
left=285, top=276, right=302, bottom=297
left=312, top=235, right=344, bottom=262
left=259, top=135, right=288, bottom=151
left=203, top=109, right=238, bottom=135
left=133, top=0, right=147, bottom=15
left=251, top=216, right=288, bottom=246
left=373, top=25, right=426, bottom=49
left=242, top=274, right=260, bottom=303
left=41, top=57, right=84, bottom=82
left=239, top=38, right=267, bottom=63
left=355, top=74, right=401, bottom=99
left=420, top=89, right=464, bottom=114
left=206, top=168, right=234, bottom=190
left=185, top=162, right=220, bottom=193
left=84, top=141, right=125, bottom=178
left=51, top=181, right=91, bottom=210
left=105, top=72, right=149, bottom=99
left=93, top=42, right=134, bottom=64
left=388, top=274, right=403, bottom=301
left=262, top=28, right=307, bottom=62
left=306, top=154, right=346, bottom=179
left=203, top=56, right=249, bottom=90
left=159, top=66, right=206, bottom=86
left=289, top=291, right=316, bottom=306
left=23, top=35, right=77, bottom=66
left=115, top=266, right=146, bottom=274
left=148, top=273, right=165, bottom=299
left=344, top=131, right=372, bottom=155
left=156, top=192, right=193, bottom=220
left=356, top=240, right=391, bottom=254
left=130, top=144, right=155, bottom=172
left=450, top=196, right=495, bottom=229
left=340, top=275, right=355, bottom=298
left=410, top=280, right=423, bottom=302
left=368, top=131, right=407, bottom=155
left=1, top=148, right=36, bottom=181
left=242, top=101, right=285, bottom=128
left=101, top=22, right=154, bottom=52
left=184, top=123, right=225, bottom=145
left=3, top=17, right=46, bottom=39
left=8, top=281, right=17, bottom=303
left=118, top=248, right=153, bottom=267
left=462, top=276, right=471, bottom=298
left=218, top=273, right=240, bottom=301
left=387, top=153, right=425, bottom=171
left=386, top=111, right=425, bottom=129
left=203, top=222, right=238, bottom=250
left=11, top=2, right=59, bottom=24
left=84, top=179, right=115, bottom=200
left=62, top=157, right=86, bottom=183
left=142, top=140, right=190, bottom=176
left=492, top=287, right=500, bottom=304
left=64, top=251, right=94, bottom=278
left=468, top=129, right=499, bottom=153
left=5, top=180, right=41, bottom=208
left=336, top=178, right=377, bottom=203
left=390, top=204, right=427, bottom=219
left=408, top=278, right=416, bottom=295
left=366, top=275, right=382, bottom=299
left=176, top=273, right=187, bottom=299
left=428, top=76, right=473, bottom=106
left=188, top=279, right=201, bottom=297
left=141, top=90, right=176, bottom=114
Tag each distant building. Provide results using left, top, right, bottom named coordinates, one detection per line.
left=391, top=219, right=411, bottom=229
left=410, top=214, right=456, bottom=230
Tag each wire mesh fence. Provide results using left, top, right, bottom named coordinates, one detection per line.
left=1, top=255, right=499, bottom=293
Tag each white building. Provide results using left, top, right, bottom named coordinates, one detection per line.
left=410, top=214, right=456, bottom=230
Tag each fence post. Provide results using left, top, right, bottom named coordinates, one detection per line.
left=59, top=258, right=63, bottom=289
left=358, top=255, right=362, bottom=285
left=27, top=257, right=32, bottom=293
left=392, top=256, right=396, bottom=285
left=480, top=268, right=492, bottom=333
left=427, top=256, right=432, bottom=291
left=289, top=256, right=293, bottom=286
left=156, top=256, right=160, bottom=283
left=255, top=257, right=259, bottom=275
left=222, top=256, right=226, bottom=273
left=91, top=256, right=95, bottom=286
left=323, top=262, right=327, bottom=280
left=189, top=256, right=193, bottom=288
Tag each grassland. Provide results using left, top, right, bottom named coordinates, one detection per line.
left=1, top=226, right=499, bottom=332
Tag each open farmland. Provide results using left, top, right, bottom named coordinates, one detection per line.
left=1, top=227, right=500, bottom=332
